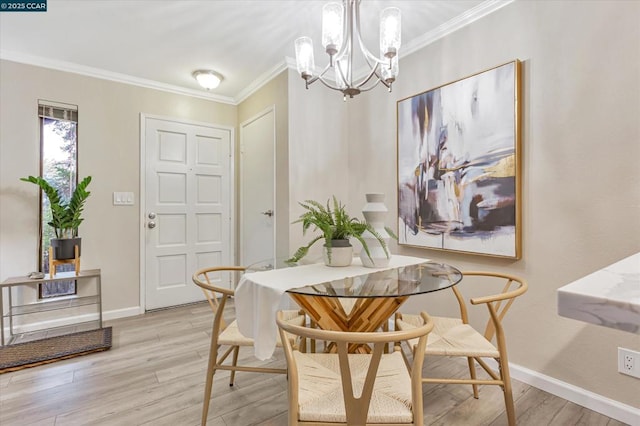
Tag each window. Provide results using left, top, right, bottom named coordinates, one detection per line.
left=38, top=101, right=78, bottom=298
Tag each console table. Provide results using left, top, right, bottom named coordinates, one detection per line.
left=0, top=269, right=102, bottom=345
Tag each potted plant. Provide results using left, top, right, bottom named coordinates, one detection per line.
left=21, top=175, right=92, bottom=260
left=287, top=196, right=389, bottom=267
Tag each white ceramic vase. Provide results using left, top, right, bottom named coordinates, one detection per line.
left=360, top=193, right=392, bottom=268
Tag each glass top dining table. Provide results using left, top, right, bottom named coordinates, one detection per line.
left=246, top=258, right=463, bottom=298
left=238, top=255, right=462, bottom=356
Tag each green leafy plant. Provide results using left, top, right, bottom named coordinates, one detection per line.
left=287, top=196, right=389, bottom=263
left=21, top=175, right=92, bottom=239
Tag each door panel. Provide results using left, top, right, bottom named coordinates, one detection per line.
left=144, top=117, right=232, bottom=310
left=240, top=108, right=275, bottom=268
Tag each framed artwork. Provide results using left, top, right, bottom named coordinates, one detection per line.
left=397, top=60, right=521, bottom=259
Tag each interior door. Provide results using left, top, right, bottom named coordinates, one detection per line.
left=143, top=116, right=232, bottom=310
left=240, top=107, right=275, bottom=268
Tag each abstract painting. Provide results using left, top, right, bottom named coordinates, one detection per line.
left=397, top=60, right=521, bottom=258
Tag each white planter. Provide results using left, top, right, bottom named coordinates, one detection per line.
left=323, top=241, right=353, bottom=267
left=360, top=193, right=392, bottom=268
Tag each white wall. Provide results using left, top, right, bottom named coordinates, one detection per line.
left=346, top=0, right=639, bottom=409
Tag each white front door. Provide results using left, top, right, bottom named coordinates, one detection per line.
left=240, top=107, right=275, bottom=268
left=142, top=116, right=233, bottom=310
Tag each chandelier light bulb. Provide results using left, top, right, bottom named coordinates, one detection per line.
left=295, top=37, right=315, bottom=79
left=322, top=2, right=344, bottom=56
left=380, top=7, right=401, bottom=58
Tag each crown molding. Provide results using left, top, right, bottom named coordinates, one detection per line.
left=0, top=49, right=236, bottom=105
left=284, top=0, right=516, bottom=86
left=0, top=0, right=514, bottom=107
left=401, top=0, right=515, bottom=58
left=233, top=59, right=291, bottom=105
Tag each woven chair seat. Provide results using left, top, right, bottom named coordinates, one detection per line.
left=294, top=351, right=414, bottom=424
left=219, top=310, right=306, bottom=347
left=397, top=314, right=499, bottom=358
left=395, top=272, right=527, bottom=426
left=193, top=266, right=310, bottom=426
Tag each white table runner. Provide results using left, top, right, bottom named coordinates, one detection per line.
left=235, top=254, right=428, bottom=360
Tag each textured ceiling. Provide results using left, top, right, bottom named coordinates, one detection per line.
left=0, top=0, right=503, bottom=103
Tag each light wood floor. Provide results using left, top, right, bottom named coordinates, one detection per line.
left=0, top=302, right=628, bottom=426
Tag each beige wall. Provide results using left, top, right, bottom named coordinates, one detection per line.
left=346, top=0, right=640, bottom=408
left=0, top=60, right=236, bottom=313
left=288, top=69, right=352, bottom=260
left=237, top=71, right=290, bottom=260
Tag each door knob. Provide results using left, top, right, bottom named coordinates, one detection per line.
left=148, top=212, right=156, bottom=219
left=148, top=221, right=156, bottom=229
left=261, top=209, right=274, bottom=217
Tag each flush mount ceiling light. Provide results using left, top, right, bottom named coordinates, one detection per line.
left=294, top=0, right=401, bottom=100
left=192, top=70, right=223, bottom=90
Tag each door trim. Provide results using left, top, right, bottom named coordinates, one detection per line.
left=139, top=113, right=235, bottom=311
left=239, top=105, right=277, bottom=267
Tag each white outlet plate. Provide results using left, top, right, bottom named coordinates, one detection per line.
left=618, top=347, right=640, bottom=379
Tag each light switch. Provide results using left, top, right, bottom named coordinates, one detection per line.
left=113, top=192, right=135, bottom=205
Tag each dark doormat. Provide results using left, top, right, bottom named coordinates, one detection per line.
left=0, top=327, right=112, bottom=373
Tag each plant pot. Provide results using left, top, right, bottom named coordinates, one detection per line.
left=323, top=239, right=353, bottom=267
left=51, top=237, right=81, bottom=260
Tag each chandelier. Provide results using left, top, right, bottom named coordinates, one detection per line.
left=294, top=0, right=401, bottom=100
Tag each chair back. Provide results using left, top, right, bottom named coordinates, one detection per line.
left=277, top=311, right=433, bottom=426
left=192, top=266, right=245, bottom=334
left=452, top=271, right=527, bottom=345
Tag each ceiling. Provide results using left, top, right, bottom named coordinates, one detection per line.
left=0, top=1, right=507, bottom=104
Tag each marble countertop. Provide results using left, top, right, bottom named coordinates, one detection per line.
left=557, top=253, right=640, bottom=334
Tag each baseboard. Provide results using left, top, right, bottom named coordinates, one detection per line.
left=12, top=313, right=99, bottom=333
left=486, top=359, right=640, bottom=425
left=8, top=306, right=142, bottom=335
left=391, top=318, right=638, bottom=423
left=102, top=306, right=143, bottom=321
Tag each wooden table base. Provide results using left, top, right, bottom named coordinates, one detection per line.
left=288, top=294, right=409, bottom=353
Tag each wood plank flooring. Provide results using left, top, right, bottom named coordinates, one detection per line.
left=0, top=302, right=628, bottom=425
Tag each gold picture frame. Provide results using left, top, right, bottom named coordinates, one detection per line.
left=397, top=60, right=522, bottom=259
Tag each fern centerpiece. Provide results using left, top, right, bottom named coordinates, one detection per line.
left=287, top=196, right=389, bottom=267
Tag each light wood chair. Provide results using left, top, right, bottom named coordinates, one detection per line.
left=395, top=271, right=528, bottom=426
left=192, top=266, right=306, bottom=426
left=276, top=310, right=434, bottom=426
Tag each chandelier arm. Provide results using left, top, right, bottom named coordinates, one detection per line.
left=304, top=61, right=335, bottom=87
left=351, top=0, right=390, bottom=91
left=358, top=77, right=391, bottom=93
left=353, top=0, right=385, bottom=65
left=368, top=62, right=392, bottom=89
left=335, top=60, right=349, bottom=88
left=345, top=0, right=357, bottom=87
left=355, top=84, right=379, bottom=93
left=317, top=75, right=346, bottom=91
left=356, top=49, right=387, bottom=85
left=355, top=49, right=393, bottom=90
left=361, top=40, right=383, bottom=70
left=333, top=0, right=352, bottom=61
left=355, top=63, right=382, bottom=90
